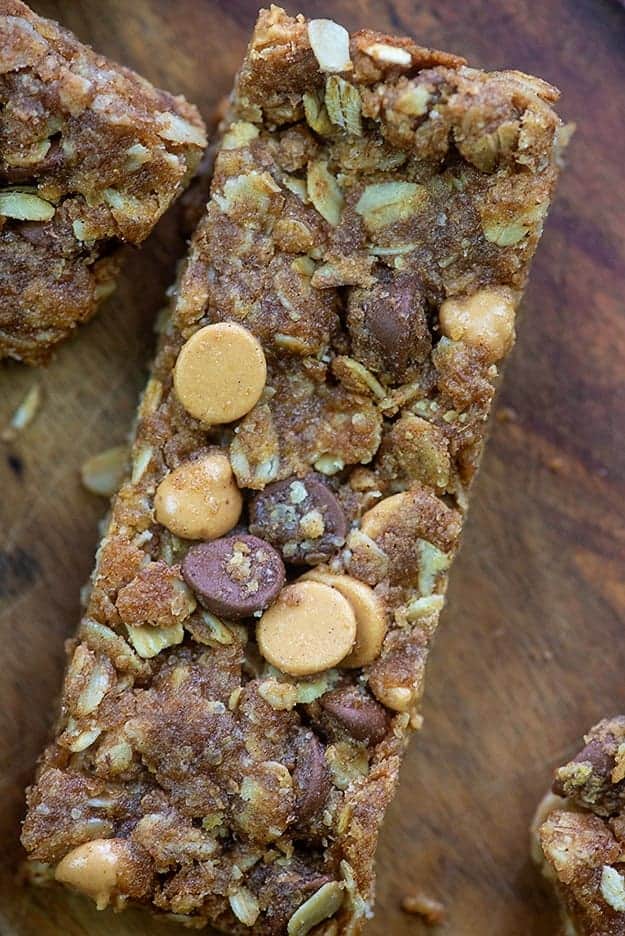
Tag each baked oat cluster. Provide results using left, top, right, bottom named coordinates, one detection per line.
left=534, top=717, right=625, bottom=936
left=0, top=0, right=206, bottom=364
left=22, top=6, right=565, bottom=933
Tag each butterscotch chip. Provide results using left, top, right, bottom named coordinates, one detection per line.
left=257, top=581, right=356, bottom=676
left=302, top=570, right=387, bottom=667
left=174, top=322, right=267, bottom=425
left=439, top=287, right=517, bottom=362
left=154, top=452, right=242, bottom=540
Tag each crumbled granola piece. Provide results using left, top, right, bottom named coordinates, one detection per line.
left=534, top=717, right=625, bottom=935
left=0, top=0, right=205, bottom=363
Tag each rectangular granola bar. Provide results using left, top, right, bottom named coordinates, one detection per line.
left=533, top=718, right=625, bottom=936
left=22, top=8, right=565, bottom=932
left=0, top=0, right=206, bottom=364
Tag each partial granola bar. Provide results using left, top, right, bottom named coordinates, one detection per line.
left=0, top=0, right=206, bottom=364
left=22, top=8, right=565, bottom=932
left=533, top=717, right=625, bottom=936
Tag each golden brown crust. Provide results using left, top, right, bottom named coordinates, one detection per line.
left=0, top=0, right=206, bottom=364
left=22, top=6, right=564, bottom=932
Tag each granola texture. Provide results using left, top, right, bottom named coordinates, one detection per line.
left=22, top=7, right=565, bottom=933
left=534, top=718, right=625, bottom=936
left=0, top=0, right=206, bottom=364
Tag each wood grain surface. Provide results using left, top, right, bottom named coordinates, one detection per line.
left=1, top=1, right=624, bottom=933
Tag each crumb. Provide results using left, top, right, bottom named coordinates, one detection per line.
left=401, top=892, right=446, bottom=925
left=2, top=384, right=42, bottom=441
left=548, top=457, right=565, bottom=473
left=496, top=406, right=518, bottom=423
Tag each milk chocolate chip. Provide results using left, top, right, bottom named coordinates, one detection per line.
left=182, top=534, right=285, bottom=618
left=321, top=687, right=389, bottom=745
left=347, top=269, right=431, bottom=382
left=249, top=475, right=346, bottom=565
left=293, top=731, right=331, bottom=824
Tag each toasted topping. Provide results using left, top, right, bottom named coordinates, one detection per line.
left=174, top=322, right=267, bottom=425
left=257, top=581, right=356, bottom=676
left=303, top=570, right=387, bottom=667
left=307, top=19, right=351, bottom=74
left=154, top=452, right=242, bottom=540
left=439, top=287, right=516, bottom=363
left=182, top=534, right=285, bottom=618
left=287, top=880, right=344, bottom=935
left=249, top=476, right=347, bottom=565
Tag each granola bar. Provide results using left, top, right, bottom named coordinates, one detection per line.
left=533, top=718, right=625, bottom=936
left=22, top=8, right=565, bottom=932
left=0, top=0, right=206, bottom=364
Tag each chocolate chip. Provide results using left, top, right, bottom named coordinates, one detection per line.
left=249, top=475, right=346, bottom=565
left=321, top=687, right=389, bottom=745
left=293, top=731, right=331, bottom=824
left=182, top=534, right=285, bottom=619
left=347, top=270, right=431, bottom=382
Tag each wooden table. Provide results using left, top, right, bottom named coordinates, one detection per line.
left=1, top=1, right=624, bottom=933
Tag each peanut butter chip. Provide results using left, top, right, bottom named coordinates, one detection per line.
left=303, top=570, right=387, bottom=667
left=54, top=839, right=122, bottom=909
left=257, top=581, right=356, bottom=676
left=174, top=322, right=267, bottom=424
left=154, top=452, right=242, bottom=540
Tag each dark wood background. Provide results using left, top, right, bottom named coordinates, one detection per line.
left=1, top=1, right=624, bottom=933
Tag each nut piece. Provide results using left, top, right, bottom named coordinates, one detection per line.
left=302, top=570, right=387, bottom=668
left=182, top=534, right=285, bottom=618
left=307, top=19, right=352, bottom=74
left=287, top=880, right=344, bottom=935
left=438, top=287, right=516, bottom=363
left=257, top=581, right=356, bottom=676
left=54, top=839, right=137, bottom=910
left=154, top=452, right=242, bottom=540
left=174, top=322, right=267, bottom=425
left=249, top=475, right=347, bottom=565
